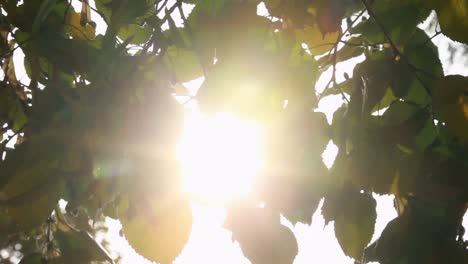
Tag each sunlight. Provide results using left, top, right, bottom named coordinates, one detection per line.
left=177, top=112, right=263, bottom=204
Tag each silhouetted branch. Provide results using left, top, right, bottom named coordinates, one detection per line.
left=361, top=0, right=434, bottom=96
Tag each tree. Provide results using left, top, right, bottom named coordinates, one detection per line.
left=0, top=0, right=467, bottom=263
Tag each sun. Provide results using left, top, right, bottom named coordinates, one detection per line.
left=177, top=112, right=263, bottom=204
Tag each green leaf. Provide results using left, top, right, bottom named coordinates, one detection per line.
left=321, top=193, right=340, bottom=226
left=32, top=31, right=100, bottom=74
left=345, top=143, right=400, bottom=194
left=116, top=0, right=155, bottom=26
left=287, top=44, right=319, bottom=109
left=225, top=202, right=298, bottom=264
left=164, top=46, right=203, bottom=82
left=197, top=57, right=285, bottom=115
left=380, top=101, right=419, bottom=126
left=349, top=58, right=395, bottom=115
left=364, top=216, right=407, bottom=263
left=371, top=88, right=397, bottom=113
left=118, top=24, right=152, bottom=45
left=0, top=134, right=65, bottom=199
left=257, top=158, right=325, bottom=225
left=259, top=110, right=329, bottom=224
left=264, top=30, right=295, bottom=57
left=6, top=178, right=64, bottom=231
left=403, top=29, right=443, bottom=104
left=414, top=119, right=437, bottom=151
left=363, top=203, right=465, bottom=264
left=120, top=195, right=192, bottom=264
left=388, top=61, right=413, bottom=99
left=189, top=0, right=270, bottom=62
left=0, top=83, right=27, bottom=132
left=370, top=101, right=431, bottom=150
left=32, top=0, right=59, bottom=32
left=334, top=192, right=376, bottom=260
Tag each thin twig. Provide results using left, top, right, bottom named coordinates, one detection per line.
left=318, top=9, right=365, bottom=101
left=340, top=40, right=380, bottom=47
left=328, top=9, right=367, bottom=57
left=309, top=40, right=381, bottom=52
left=157, top=0, right=170, bottom=14
left=0, top=17, right=32, bottom=59
left=425, top=31, right=442, bottom=44
left=0, top=42, right=24, bottom=59
left=176, top=0, right=189, bottom=29
left=160, top=0, right=180, bottom=24
left=331, top=45, right=349, bottom=103
left=0, top=126, right=25, bottom=153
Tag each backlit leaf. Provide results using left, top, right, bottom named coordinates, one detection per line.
left=118, top=24, right=152, bottom=45
left=66, top=10, right=96, bottom=40
left=6, top=178, right=64, bottom=231
left=432, top=75, right=468, bottom=144
left=120, top=195, right=192, bottom=264
left=164, top=46, right=203, bottom=83
left=334, top=192, right=376, bottom=260
left=432, top=0, right=468, bottom=44
left=297, top=25, right=339, bottom=56
left=225, top=202, right=298, bottom=264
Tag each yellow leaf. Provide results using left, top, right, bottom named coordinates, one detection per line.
left=433, top=75, right=468, bottom=143
left=297, top=25, right=339, bottom=56
left=66, top=11, right=95, bottom=40
left=433, top=0, right=468, bottom=44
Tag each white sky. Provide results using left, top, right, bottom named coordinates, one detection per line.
left=3, top=1, right=467, bottom=264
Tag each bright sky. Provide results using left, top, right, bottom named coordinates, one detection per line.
left=3, top=1, right=467, bottom=264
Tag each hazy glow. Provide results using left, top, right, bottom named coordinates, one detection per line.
left=177, top=112, right=263, bottom=203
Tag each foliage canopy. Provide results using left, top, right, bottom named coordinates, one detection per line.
left=0, top=0, right=467, bottom=263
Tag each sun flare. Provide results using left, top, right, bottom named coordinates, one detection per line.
left=177, top=112, right=263, bottom=204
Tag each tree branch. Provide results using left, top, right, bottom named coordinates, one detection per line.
left=318, top=9, right=365, bottom=102
left=360, top=0, right=434, bottom=96
left=157, top=0, right=170, bottom=14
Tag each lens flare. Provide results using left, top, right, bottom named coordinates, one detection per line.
left=177, top=112, right=263, bottom=204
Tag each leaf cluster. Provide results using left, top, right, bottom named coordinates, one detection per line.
left=0, top=0, right=466, bottom=263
